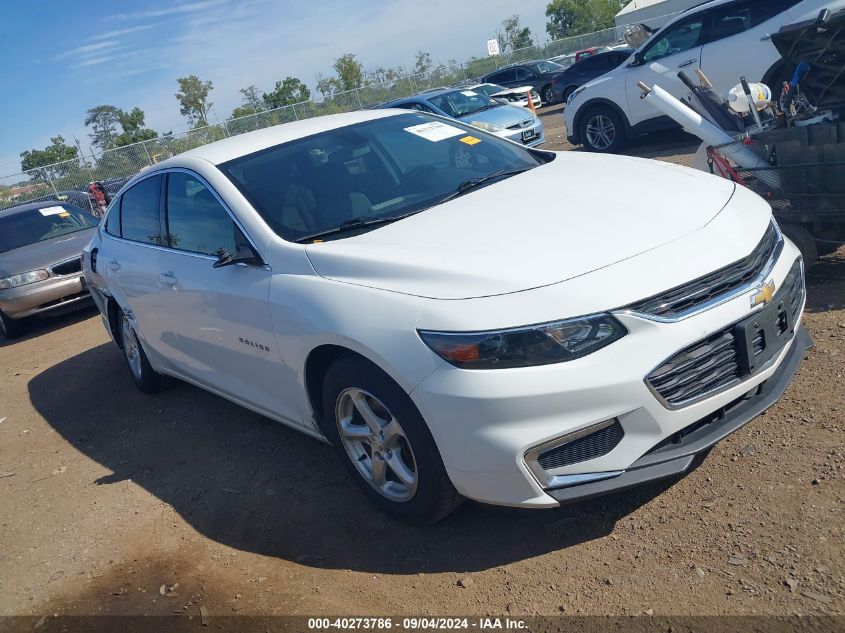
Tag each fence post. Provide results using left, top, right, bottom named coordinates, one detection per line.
left=141, top=141, right=154, bottom=166
left=292, top=103, right=299, bottom=121
left=45, top=172, right=59, bottom=196
left=356, top=90, right=363, bottom=109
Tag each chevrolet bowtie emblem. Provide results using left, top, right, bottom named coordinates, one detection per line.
left=750, top=280, right=776, bottom=308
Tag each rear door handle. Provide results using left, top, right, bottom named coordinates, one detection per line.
left=159, top=271, right=178, bottom=288
left=760, top=33, right=771, bottom=41
left=678, top=59, right=697, bottom=68
left=107, top=260, right=120, bottom=273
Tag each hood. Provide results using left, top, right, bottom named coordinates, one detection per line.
left=0, top=228, right=95, bottom=278
left=305, top=154, right=736, bottom=300
left=491, top=85, right=535, bottom=97
left=458, top=104, right=534, bottom=128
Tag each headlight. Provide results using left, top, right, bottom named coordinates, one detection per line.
left=0, top=269, right=50, bottom=290
left=470, top=120, right=504, bottom=133
left=419, top=314, right=627, bottom=370
left=567, top=86, right=586, bottom=105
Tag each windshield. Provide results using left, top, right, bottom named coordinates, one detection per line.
left=0, top=205, right=98, bottom=253
left=426, top=90, right=499, bottom=118
left=471, top=84, right=506, bottom=97
left=534, top=61, right=564, bottom=73
left=219, top=113, right=546, bottom=242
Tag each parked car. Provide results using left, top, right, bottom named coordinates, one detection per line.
left=84, top=110, right=809, bottom=523
left=481, top=60, right=567, bottom=104
left=564, top=0, right=842, bottom=152
left=574, top=46, right=605, bottom=62
left=467, top=82, right=542, bottom=109
left=0, top=201, right=98, bottom=338
left=548, top=53, right=576, bottom=68
left=551, top=47, right=634, bottom=103
left=378, top=88, right=544, bottom=147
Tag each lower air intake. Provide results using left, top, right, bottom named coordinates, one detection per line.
left=537, top=420, right=625, bottom=470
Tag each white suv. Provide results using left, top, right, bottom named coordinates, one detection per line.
left=564, top=0, right=842, bottom=152
left=84, top=110, right=809, bottom=524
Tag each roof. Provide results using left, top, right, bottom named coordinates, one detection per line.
left=0, top=200, right=84, bottom=217
left=616, top=0, right=722, bottom=19
left=174, top=109, right=401, bottom=166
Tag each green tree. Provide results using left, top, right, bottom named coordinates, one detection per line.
left=114, top=107, right=158, bottom=147
left=498, top=15, right=534, bottom=53
left=175, top=74, right=214, bottom=127
left=333, top=53, right=364, bottom=92
left=545, top=0, right=623, bottom=39
left=84, top=105, right=122, bottom=151
left=231, top=105, right=258, bottom=119
left=20, top=136, right=79, bottom=180
left=413, top=50, right=432, bottom=76
left=315, top=72, right=340, bottom=99
left=240, top=85, right=264, bottom=111
left=262, top=77, right=311, bottom=109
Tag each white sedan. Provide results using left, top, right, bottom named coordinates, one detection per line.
left=84, top=109, right=810, bottom=524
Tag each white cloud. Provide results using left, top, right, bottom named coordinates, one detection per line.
left=107, top=0, right=224, bottom=21
left=53, top=40, right=121, bottom=61
left=86, top=24, right=160, bottom=42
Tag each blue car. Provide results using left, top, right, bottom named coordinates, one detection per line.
left=379, top=87, right=544, bottom=147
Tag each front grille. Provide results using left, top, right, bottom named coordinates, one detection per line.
left=537, top=420, right=624, bottom=470
left=51, top=257, right=82, bottom=276
left=627, top=223, right=781, bottom=319
left=647, top=259, right=804, bottom=408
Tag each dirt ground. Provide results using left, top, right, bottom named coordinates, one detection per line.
left=1, top=106, right=843, bottom=628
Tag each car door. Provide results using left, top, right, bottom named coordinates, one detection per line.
left=98, top=174, right=171, bottom=366
left=491, top=68, right=518, bottom=88
left=624, top=12, right=708, bottom=127
left=513, top=66, right=536, bottom=89
left=699, top=0, right=803, bottom=91
left=152, top=170, right=299, bottom=422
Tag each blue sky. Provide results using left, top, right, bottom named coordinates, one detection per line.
left=0, top=0, right=550, bottom=177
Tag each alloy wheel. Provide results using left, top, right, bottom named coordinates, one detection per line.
left=335, top=387, right=418, bottom=502
left=585, top=114, right=616, bottom=150
left=120, top=315, right=143, bottom=380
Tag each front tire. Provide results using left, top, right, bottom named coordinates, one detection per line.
left=781, top=223, right=818, bottom=268
left=119, top=313, right=166, bottom=393
left=0, top=309, right=25, bottom=340
left=542, top=85, right=554, bottom=105
left=320, top=355, right=462, bottom=524
left=579, top=106, right=627, bottom=153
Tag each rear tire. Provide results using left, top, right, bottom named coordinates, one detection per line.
left=542, top=85, right=554, bottom=105
left=781, top=223, right=818, bottom=267
left=579, top=106, right=627, bottom=153
left=0, top=309, right=25, bottom=340
left=119, top=313, right=167, bottom=393
left=319, top=354, right=463, bottom=524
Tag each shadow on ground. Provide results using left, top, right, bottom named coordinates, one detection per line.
left=29, top=342, right=683, bottom=574
left=805, top=253, right=845, bottom=314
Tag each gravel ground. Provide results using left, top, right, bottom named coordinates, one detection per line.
left=0, top=106, right=843, bottom=625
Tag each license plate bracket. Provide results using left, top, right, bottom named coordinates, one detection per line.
left=522, top=129, right=537, bottom=142
left=735, top=298, right=793, bottom=375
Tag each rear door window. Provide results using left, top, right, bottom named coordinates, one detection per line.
left=119, top=175, right=165, bottom=245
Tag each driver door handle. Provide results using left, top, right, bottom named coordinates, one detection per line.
left=760, top=33, right=772, bottom=41
left=159, top=271, right=178, bottom=288
left=678, top=59, right=697, bottom=68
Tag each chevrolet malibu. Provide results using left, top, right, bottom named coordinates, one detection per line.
left=83, top=110, right=810, bottom=524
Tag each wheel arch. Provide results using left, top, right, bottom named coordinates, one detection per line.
left=305, top=344, right=407, bottom=427
left=105, top=296, right=124, bottom=349
left=572, top=98, right=632, bottom=141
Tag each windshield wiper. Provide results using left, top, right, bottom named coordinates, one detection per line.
left=439, top=167, right=533, bottom=204
left=295, top=214, right=419, bottom=244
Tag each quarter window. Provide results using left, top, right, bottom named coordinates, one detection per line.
left=120, top=175, right=165, bottom=245
left=165, top=172, right=237, bottom=256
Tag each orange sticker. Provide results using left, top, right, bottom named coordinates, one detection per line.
left=459, top=136, right=481, bottom=145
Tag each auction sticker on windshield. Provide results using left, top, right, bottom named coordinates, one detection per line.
left=404, top=122, right=464, bottom=142
left=39, top=206, right=68, bottom=216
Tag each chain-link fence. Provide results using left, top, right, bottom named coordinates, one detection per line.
left=1, top=12, right=682, bottom=211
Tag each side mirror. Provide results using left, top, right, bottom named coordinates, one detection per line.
left=213, top=244, right=262, bottom=269
left=631, top=52, right=645, bottom=67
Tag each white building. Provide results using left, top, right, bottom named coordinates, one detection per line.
left=615, top=0, right=705, bottom=31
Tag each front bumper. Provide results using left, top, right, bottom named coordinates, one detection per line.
left=499, top=122, right=545, bottom=147
left=549, top=326, right=811, bottom=503
left=411, top=246, right=808, bottom=508
left=0, top=274, right=91, bottom=319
